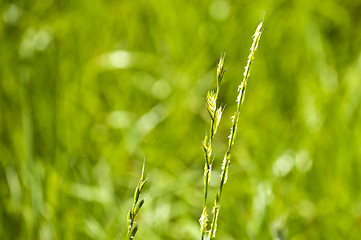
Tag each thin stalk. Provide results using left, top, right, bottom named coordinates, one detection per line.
left=209, top=18, right=264, bottom=240
left=127, top=164, right=147, bottom=240
left=200, top=54, right=226, bottom=240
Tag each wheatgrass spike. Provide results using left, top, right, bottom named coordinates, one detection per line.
left=127, top=163, right=147, bottom=240
left=200, top=54, right=226, bottom=240
left=208, top=18, right=264, bottom=240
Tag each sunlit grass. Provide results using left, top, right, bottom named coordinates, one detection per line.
left=1, top=1, right=361, bottom=240
left=200, top=18, right=263, bottom=240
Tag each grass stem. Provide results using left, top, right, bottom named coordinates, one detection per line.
left=208, top=18, right=264, bottom=240
left=200, top=53, right=226, bottom=240
left=127, top=163, right=147, bottom=240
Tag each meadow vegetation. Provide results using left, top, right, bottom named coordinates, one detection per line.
left=1, top=0, right=361, bottom=239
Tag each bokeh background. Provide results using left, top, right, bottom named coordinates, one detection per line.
left=1, top=0, right=361, bottom=239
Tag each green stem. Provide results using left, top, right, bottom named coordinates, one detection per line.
left=208, top=19, right=263, bottom=240
left=200, top=54, right=225, bottom=240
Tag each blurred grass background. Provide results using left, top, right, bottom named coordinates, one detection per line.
left=1, top=0, right=361, bottom=239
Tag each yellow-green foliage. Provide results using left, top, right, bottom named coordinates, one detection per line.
left=126, top=164, right=146, bottom=240
left=200, top=18, right=263, bottom=240
left=1, top=1, right=361, bottom=239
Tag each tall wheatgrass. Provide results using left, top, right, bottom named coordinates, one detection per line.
left=200, top=18, right=264, bottom=240
left=126, top=164, right=147, bottom=240
left=199, top=53, right=226, bottom=240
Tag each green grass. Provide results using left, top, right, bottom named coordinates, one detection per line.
left=209, top=19, right=263, bottom=240
left=200, top=52, right=226, bottom=240
left=126, top=163, right=146, bottom=240
left=1, top=1, right=361, bottom=239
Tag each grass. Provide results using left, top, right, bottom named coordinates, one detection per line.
left=127, top=18, right=263, bottom=239
left=2, top=1, right=361, bottom=239
left=199, top=52, right=226, bottom=240
left=126, top=164, right=146, bottom=240
left=200, top=18, right=264, bottom=240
